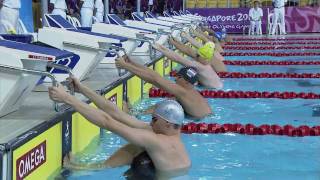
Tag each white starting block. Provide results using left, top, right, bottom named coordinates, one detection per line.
left=0, top=39, right=74, bottom=83
left=94, top=14, right=169, bottom=49
left=107, top=14, right=183, bottom=42
left=38, top=14, right=135, bottom=79
left=0, top=40, right=73, bottom=117
left=146, top=11, right=191, bottom=25
left=92, top=23, right=161, bottom=59
left=177, top=10, right=203, bottom=21
left=163, top=11, right=196, bottom=24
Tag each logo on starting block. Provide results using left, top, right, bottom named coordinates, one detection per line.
left=49, top=54, right=80, bottom=74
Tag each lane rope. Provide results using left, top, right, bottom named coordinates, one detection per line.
left=221, top=52, right=320, bottom=56
left=223, top=46, right=320, bottom=50
left=169, top=70, right=320, bottom=79
left=233, top=37, right=320, bottom=41
left=181, top=123, right=320, bottom=137
left=225, top=42, right=320, bottom=45
left=223, top=60, right=320, bottom=66
left=149, top=88, right=320, bottom=99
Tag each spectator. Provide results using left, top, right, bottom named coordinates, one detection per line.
left=80, top=0, right=94, bottom=27
left=115, top=0, right=124, bottom=18
left=148, top=0, right=153, bottom=12
left=0, top=0, right=21, bottom=34
left=94, top=0, right=104, bottom=23
left=50, top=0, right=67, bottom=19
left=123, top=0, right=133, bottom=19
left=249, top=0, right=263, bottom=35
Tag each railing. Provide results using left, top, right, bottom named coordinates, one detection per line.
left=185, top=0, right=318, bottom=8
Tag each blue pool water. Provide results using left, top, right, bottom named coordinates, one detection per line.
left=166, top=77, right=320, bottom=93
left=62, top=52, right=320, bottom=179
left=65, top=130, right=320, bottom=180
left=225, top=56, right=320, bottom=61
left=228, top=65, right=320, bottom=73
left=134, top=98, right=320, bottom=126
left=222, top=79, right=320, bottom=93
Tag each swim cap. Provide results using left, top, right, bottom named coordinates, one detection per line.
left=154, top=100, right=185, bottom=125
left=177, top=66, right=198, bottom=85
left=198, top=42, right=215, bottom=61
left=214, top=32, right=223, bottom=41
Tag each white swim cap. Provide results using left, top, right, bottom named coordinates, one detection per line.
left=154, top=100, right=185, bottom=125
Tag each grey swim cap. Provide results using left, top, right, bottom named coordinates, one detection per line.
left=154, top=100, right=185, bottom=125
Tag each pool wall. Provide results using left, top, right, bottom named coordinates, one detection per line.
left=0, top=56, right=172, bottom=180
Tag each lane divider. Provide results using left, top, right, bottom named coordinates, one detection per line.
left=225, top=42, right=320, bottom=45
left=170, top=70, right=320, bottom=78
left=233, top=37, right=320, bottom=41
left=149, top=88, right=320, bottom=99
left=181, top=123, right=320, bottom=137
left=221, top=52, right=320, bottom=57
left=223, top=60, right=320, bottom=66
left=223, top=46, right=320, bottom=50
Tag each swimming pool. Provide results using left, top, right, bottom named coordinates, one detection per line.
left=60, top=45, right=320, bottom=179
left=225, top=56, right=320, bottom=61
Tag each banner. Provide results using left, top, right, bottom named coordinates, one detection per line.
left=188, top=8, right=268, bottom=33
left=285, top=7, right=320, bottom=33
left=188, top=7, right=320, bottom=33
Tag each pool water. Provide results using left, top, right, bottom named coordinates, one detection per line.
left=61, top=48, right=320, bottom=179
left=225, top=56, right=320, bottom=61
left=64, top=130, right=320, bottom=180
left=134, top=98, right=320, bottom=126
left=166, top=77, right=320, bottom=93
left=227, top=65, right=320, bottom=73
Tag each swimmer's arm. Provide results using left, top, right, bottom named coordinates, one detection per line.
left=181, top=33, right=203, bottom=49
left=192, top=29, right=211, bottom=43
left=152, top=43, right=201, bottom=69
left=119, top=59, right=187, bottom=97
left=78, top=84, right=150, bottom=129
left=65, top=96, right=160, bottom=149
left=169, top=38, right=198, bottom=58
left=63, top=155, right=111, bottom=170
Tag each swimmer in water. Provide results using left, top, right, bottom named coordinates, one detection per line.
left=115, top=55, right=212, bottom=119
left=152, top=42, right=223, bottom=89
left=167, top=36, right=227, bottom=73
left=48, top=82, right=191, bottom=179
left=180, top=31, right=226, bottom=70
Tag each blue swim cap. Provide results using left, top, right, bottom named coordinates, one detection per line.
left=154, top=100, right=185, bottom=125
left=177, top=67, right=198, bottom=85
left=214, top=32, right=223, bottom=41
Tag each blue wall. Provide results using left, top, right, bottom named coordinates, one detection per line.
left=20, top=0, right=34, bottom=32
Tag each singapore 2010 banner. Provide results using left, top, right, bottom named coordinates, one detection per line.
left=188, top=7, right=320, bottom=34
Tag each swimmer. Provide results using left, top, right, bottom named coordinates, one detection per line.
left=168, top=36, right=227, bottom=73
left=115, top=55, right=212, bottom=119
left=152, top=43, right=223, bottom=89
left=180, top=31, right=226, bottom=68
left=48, top=78, right=191, bottom=179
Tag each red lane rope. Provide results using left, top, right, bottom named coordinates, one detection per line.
left=169, top=70, right=320, bottom=78
left=223, top=46, right=320, bottom=50
left=233, top=37, right=320, bottom=41
left=221, top=52, right=320, bottom=56
left=181, top=123, right=320, bottom=137
left=149, top=88, right=320, bottom=99
left=223, top=60, right=320, bottom=66
left=225, top=42, right=320, bottom=45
